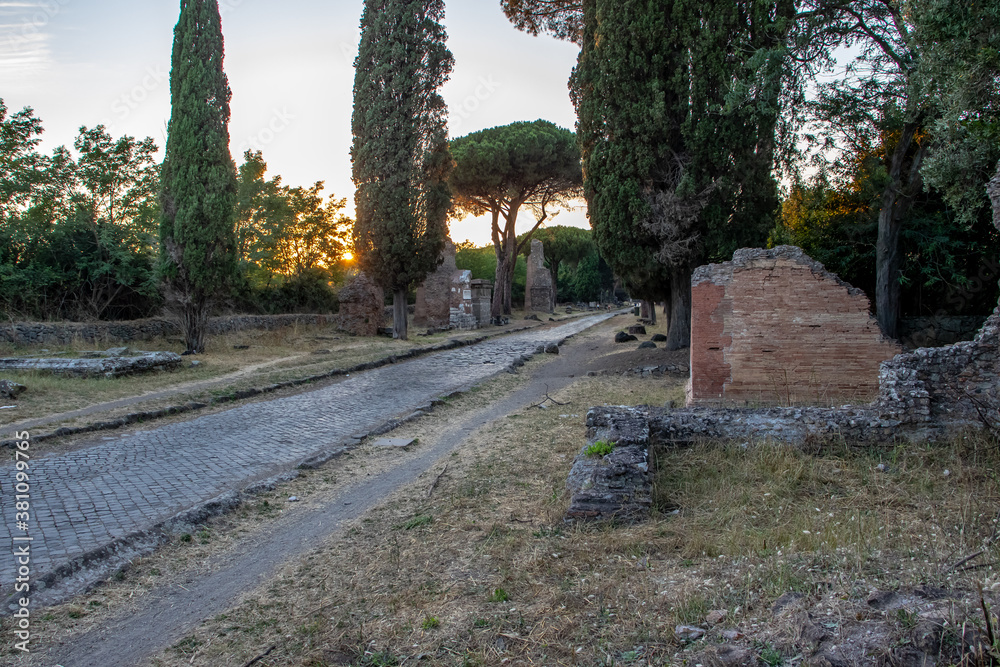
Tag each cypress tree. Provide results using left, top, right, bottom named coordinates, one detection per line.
left=159, top=0, right=238, bottom=354
left=572, top=0, right=790, bottom=349
left=351, top=0, right=454, bottom=341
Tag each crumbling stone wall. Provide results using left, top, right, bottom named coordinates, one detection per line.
left=338, top=272, right=385, bottom=337
left=450, top=270, right=477, bottom=330
left=525, top=239, right=555, bottom=313
left=568, top=245, right=999, bottom=522
left=415, top=240, right=457, bottom=328
left=878, top=307, right=999, bottom=429
left=689, top=246, right=901, bottom=406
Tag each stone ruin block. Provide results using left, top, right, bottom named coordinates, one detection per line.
left=0, top=352, right=182, bottom=379
left=337, top=272, right=385, bottom=337
left=689, top=246, right=901, bottom=406
left=877, top=306, right=999, bottom=429
left=567, top=245, right=1000, bottom=522
left=450, top=272, right=493, bottom=330
left=450, top=270, right=477, bottom=330
left=415, top=240, right=457, bottom=329
left=525, top=239, right=555, bottom=313
left=566, top=407, right=652, bottom=522
left=470, top=280, right=493, bottom=327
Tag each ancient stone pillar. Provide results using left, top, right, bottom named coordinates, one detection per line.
left=337, top=272, right=385, bottom=337
left=525, top=239, right=555, bottom=313
left=414, top=240, right=457, bottom=328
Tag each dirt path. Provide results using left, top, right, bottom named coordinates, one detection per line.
left=28, top=317, right=621, bottom=667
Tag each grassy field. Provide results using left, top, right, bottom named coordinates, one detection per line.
left=10, top=318, right=1000, bottom=666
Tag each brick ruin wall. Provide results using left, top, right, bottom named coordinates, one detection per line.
left=569, top=246, right=999, bottom=523
left=337, top=272, right=386, bottom=337
left=689, top=246, right=901, bottom=406
left=415, top=240, right=457, bottom=329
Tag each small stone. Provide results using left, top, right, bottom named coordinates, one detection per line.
left=545, top=344, right=560, bottom=354
left=943, top=469, right=951, bottom=476
left=615, top=332, right=639, bottom=343
left=705, top=610, right=727, bottom=625
left=0, top=380, right=26, bottom=399
left=190, top=360, right=202, bottom=368
left=652, top=334, right=667, bottom=342
left=288, top=496, right=299, bottom=502
left=720, top=629, right=744, bottom=641
left=675, top=625, right=706, bottom=641
left=371, top=437, right=416, bottom=449
left=638, top=341, right=657, bottom=350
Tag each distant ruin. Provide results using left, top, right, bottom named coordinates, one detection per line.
left=525, top=239, right=555, bottom=313
left=450, top=271, right=493, bottom=330
left=415, top=240, right=457, bottom=329
left=338, top=272, right=385, bottom=337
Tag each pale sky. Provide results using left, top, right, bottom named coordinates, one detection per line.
left=0, top=0, right=589, bottom=246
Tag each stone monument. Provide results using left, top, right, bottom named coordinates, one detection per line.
left=338, top=272, right=385, bottom=337
left=525, top=239, right=555, bottom=313
left=414, top=240, right=457, bottom=329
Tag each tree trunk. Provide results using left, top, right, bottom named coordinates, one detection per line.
left=392, top=287, right=408, bottom=340
left=989, top=157, right=1000, bottom=233
left=640, top=301, right=650, bottom=320
left=876, top=120, right=927, bottom=339
left=181, top=300, right=208, bottom=354
left=666, top=267, right=692, bottom=351
left=648, top=300, right=657, bottom=326
left=492, top=247, right=516, bottom=321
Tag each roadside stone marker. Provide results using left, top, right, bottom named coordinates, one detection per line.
left=525, top=239, right=555, bottom=313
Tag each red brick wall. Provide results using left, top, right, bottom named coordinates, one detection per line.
left=688, top=248, right=902, bottom=406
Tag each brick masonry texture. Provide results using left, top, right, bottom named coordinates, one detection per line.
left=689, top=246, right=901, bottom=406
left=0, top=314, right=335, bottom=347
left=337, top=272, right=385, bottom=337
left=415, top=240, right=457, bottom=329
left=0, top=314, right=613, bottom=599
left=569, top=245, right=999, bottom=522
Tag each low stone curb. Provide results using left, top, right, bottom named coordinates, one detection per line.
left=0, top=323, right=546, bottom=449
left=3, top=319, right=603, bottom=609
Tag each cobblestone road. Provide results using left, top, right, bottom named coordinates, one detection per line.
left=0, top=315, right=612, bottom=593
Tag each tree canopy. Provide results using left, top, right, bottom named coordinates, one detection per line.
left=352, top=0, right=454, bottom=340
left=501, top=0, right=583, bottom=43
left=450, top=119, right=583, bottom=319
